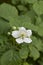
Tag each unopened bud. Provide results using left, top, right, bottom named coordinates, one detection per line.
left=8, top=32, right=10, bottom=35
left=12, top=26, right=16, bottom=30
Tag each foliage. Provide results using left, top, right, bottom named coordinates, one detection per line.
left=0, top=0, right=43, bottom=65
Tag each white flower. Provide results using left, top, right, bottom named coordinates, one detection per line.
left=12, top=27, right=32, bottom=44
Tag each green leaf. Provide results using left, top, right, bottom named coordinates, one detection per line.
left=39, top=60, right=43, bottom=65
left=32, top=36, right=43, bottom=51
left=1, top=50, right=21, bottom=65
left=36, top=17, right=42, bottom=25
left=21, top=0, right=37, bottom=4
left=0, top=38, right=3, bottom=44
left=0, top=35, right=7, bottom=44
left=29, top=45, right=40, bottom=60
left=9, top=15, right=43, bottom=36
left=17, top=5, right=28, bottom=12
left=23, top=62, right=29, bottom=65
left=0, top=3, right=18, bottom=20
left=0, top=35, right=9, bottom=57
left=26, top=0, right=37, bottom=3
left=19, top=45, right=29, bottom=59
left=0, top=18, right=10, bottom=34
left=9, top=15, right=31, bottom=27
left=12, top=0, right=20, bottom=5
left=32, top=36, right=43, bottom=52
left=37, top=22, right=43, bottom=36
left=23, top=62, right=33, bottom=65
left=38, top=54, right=43, bottom=65
left=33, top=1, right=43, bottom=15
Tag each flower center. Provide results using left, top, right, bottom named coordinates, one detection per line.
left=20, top=32, right=26, bottom=38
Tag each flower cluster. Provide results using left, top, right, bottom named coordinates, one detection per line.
left=12, top=27, right=32, bottom=44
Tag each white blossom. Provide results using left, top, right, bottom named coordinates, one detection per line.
left=12, top=27, right=32, bottom=44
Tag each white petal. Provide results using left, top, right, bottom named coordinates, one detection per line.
left=19, top=27, right=27, bottom=36
left=23, top=38, right=32, bottom=43
left=27, top=30, right=32, bottom=37
left=16, top=38, right=23, bottom=44
left=19, top=27, right=26, bottom=31
left=12, top=31, right=19, bottom=38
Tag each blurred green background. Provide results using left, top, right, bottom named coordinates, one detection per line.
left=0, top=0, right=43, bottom=65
